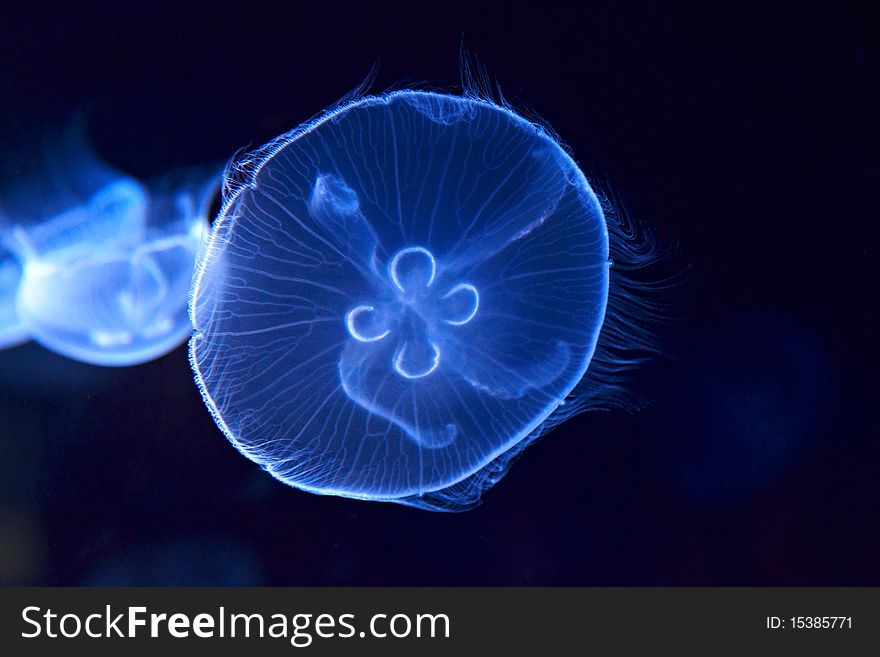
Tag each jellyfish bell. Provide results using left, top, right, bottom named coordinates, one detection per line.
left=191, top=89, right=660, bottom=510
left=1, top=138, right=218, bottom=366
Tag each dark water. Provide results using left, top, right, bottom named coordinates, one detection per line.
left=0, top=2, right=876, bottom=585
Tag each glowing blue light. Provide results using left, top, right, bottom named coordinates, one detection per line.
left=0, top=243, right=27, bottom=350
left=1, top=132, right=217, bottom=366
left=190, top=90, right=657, bottom=510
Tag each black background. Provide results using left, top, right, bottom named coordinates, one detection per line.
left=0, top=1, right=877, bottom=585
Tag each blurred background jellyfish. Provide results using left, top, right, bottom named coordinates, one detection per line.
left=0, top=242, right=28, bottom=350
left=191, top=86, right=661, bottom=511
left=0, top=124, right=218, bottom=366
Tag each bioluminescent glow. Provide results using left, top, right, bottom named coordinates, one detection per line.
left=190, top=89, right=659, bottom=510
left=0, top=244, right=27, bottom=350
left=0, top=130, right=217, bottom=366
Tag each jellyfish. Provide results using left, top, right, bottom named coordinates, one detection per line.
left=0, top=128, right=218, bottom=366
left=190, top=89, right=660, bottom=510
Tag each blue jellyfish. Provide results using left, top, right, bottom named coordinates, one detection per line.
left=0, top=242, right=28, bottom=350
left=1, top=130, right=217, bottom=366
left=191, top=89, right=659, bottom=510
